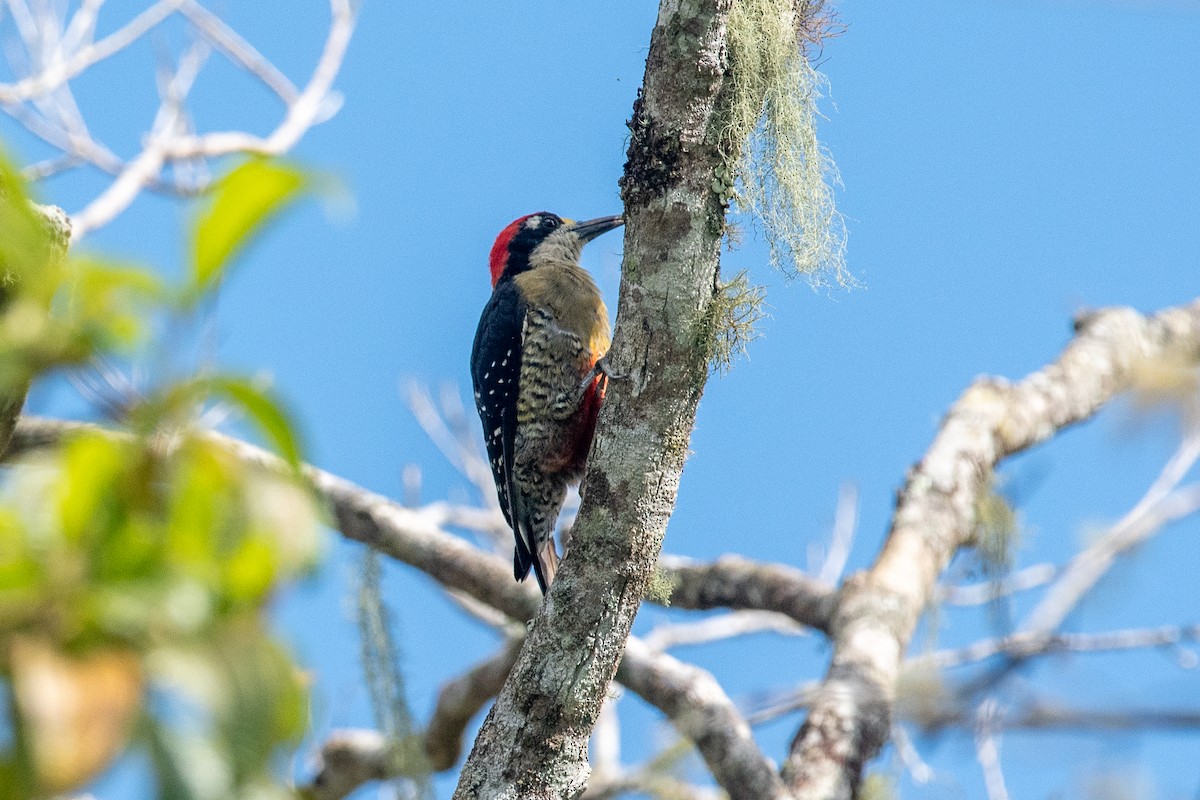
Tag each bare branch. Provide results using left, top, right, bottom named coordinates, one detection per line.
left=309, top=729, right=392, bottom=800
left=68, top=146, right=167, bottom=240
left=936, top=563, right=1057, bottom=606
left=916, top=701, right=1200, bottom=732
left=138, top=0, right=356, bottom=159
left=303, top=635, right=780, bottom=800
left=176, top=0, right=299, bottom=102
left=68, top=0, right=357, bottom=238
left=20, top=151, right=80, bottom=180
left=0, top=1, right=357, bottom=235
left=1020, top=432, right=1200, bottom=637
left=916, top=624, right=1200, bottom=671
left=745, top=682, right=821, bottom=727
left=890, top=725, right=934, bottom=785
left=642, top=609, right=808, bottom=651
left=752, top=680, right=1200, bottom=734
left=60, top=0, right=105, bottom=54
left=405, top=383, right=498, bottom=520
left=0, top=1, right=180, bottom=104
left=816, top=482, right=858, bottom=585
left=660, top=554, right=835, bottom=632
left=974, top=700, right=1009, bottom=800
left=783, top=299, right=1200, bottom=800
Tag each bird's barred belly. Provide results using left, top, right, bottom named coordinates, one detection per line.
left=516, top=309, right=598, bottom=475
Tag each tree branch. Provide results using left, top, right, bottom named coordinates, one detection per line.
left=450, top=0, right=748, bottom=792
left=661, top=554, right=835, bottom=632
left=0, top=1, right=181, bottom=104
left=782, top=299, right=1200, bottom=800
left=4, top=416, right=831, bottom=630
left=915, top=623, right=1200, bottom=672
left=6, top=415, right=812, bottom=800
left=308, top=729, right=392, bottom=800
left=1019, top=427, right=1200, bottom=637
left=69, top=0, right=357, bottom=238
left=306, top=635, right=780, bottom=800
left=973, top=700, right=1009, bottom=800
left=915, top=701, right=1200, bottom=733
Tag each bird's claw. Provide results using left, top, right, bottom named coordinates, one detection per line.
left=594, top=356, right=627, bottom=382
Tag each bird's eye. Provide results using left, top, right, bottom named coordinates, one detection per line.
left=542, top=216, right=560, bottom=230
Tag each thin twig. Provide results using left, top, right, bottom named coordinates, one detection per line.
left=936, top=563, right=1057, bottom=606
left=817, top=481, right=857, bottom=585
left=0, top=1, right=181, bottom=103
left=890, top=725, right=934, bottom=785
left=176, top=0, right=299, bottom=102
left=974, top=700, right=1009, bottom=800
left=1020, top=425, right=1200, bottom=637
left=642, top=609, right=807, bottom=651
left=917, top=624, right=1200, bottom=671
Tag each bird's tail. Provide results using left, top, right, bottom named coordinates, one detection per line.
left=531, top=540, right=560, bottom=595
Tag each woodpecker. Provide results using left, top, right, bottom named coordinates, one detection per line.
left=471, top=212, right=623, bottom=594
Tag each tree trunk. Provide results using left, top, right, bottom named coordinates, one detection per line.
left=451, top=1, right=746, bottom=796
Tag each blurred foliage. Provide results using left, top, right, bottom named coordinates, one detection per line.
left=894, top=664, right=950, bottom=731
left=0, top=160, right=159, bottom=404
left=188, top=158, right=311, bottom=303
left=0, top=152, right=323, bottom=799
left=973, top=480, right=1021, bottom=577
left=858, top=773, right=896, bottom=800
left=1127, top=349, right=1200, bottom=426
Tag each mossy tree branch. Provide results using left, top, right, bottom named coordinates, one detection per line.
left=447, top=0, right=771, bottom=796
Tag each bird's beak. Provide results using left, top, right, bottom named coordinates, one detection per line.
left=570, top=215, right=624, bottom=243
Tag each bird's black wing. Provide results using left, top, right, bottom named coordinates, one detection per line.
left=470, top=281, right=533, bottom=581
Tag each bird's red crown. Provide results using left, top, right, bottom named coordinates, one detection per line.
left=488, top=214, right=536, bottom=287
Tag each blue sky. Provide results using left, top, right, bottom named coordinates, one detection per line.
left=6, top=1, right=1200, bottom=797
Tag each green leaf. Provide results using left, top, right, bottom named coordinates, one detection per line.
left=212, top=626, right=307, bottom=779
left=222, top=536, right=277, bottom=604
left=202, top=377, right=303, bottom=469
left=57, top=433, right=126, bottom=544
left=136, top=376, right=303, bottom=469
left=189, top=159, right=309, bottom=298
left=0, top=154, right=49, bottom=284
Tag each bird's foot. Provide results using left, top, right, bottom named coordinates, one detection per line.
left=593, top=356, right=628, bottom=382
